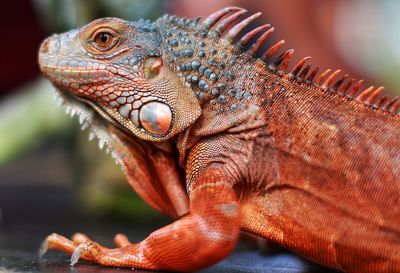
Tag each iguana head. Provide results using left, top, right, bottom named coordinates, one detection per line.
left=39, top=17, right=201, bottom=142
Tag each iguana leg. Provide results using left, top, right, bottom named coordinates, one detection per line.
left=41, top=168, right=240, bottom=271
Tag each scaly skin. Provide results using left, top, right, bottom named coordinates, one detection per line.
left=38, top=7, right=400, bottom=273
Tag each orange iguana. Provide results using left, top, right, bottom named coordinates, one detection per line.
left=38, top=7, right=400, bottom=273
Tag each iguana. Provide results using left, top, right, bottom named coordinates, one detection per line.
left=38, top=7, right=400, bottom=273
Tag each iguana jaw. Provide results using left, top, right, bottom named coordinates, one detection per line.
left=51, top=87, right=125, bottom=169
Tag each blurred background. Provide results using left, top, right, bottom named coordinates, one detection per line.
left=0, top=0, right=399, bottom=271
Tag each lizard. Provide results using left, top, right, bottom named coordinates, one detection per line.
left=37, top=7, right=400, bottom=273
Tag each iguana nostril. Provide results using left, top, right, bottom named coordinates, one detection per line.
left=39, top=35, right=61, bottom=56
left=39, top=38, right=51, bottom=54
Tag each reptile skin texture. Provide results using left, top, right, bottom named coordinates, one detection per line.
left=38, top=7, right=400, bottom=273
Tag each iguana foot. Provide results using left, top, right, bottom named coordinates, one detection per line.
left=40, top=233, right=104, bottom=263
left=40, top=232, right=155, bottom=269
left=40, top=232, right=134, bottom=263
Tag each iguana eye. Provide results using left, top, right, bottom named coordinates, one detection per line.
left=91, top=29, right=119, bottom=51
left=97, top=33, right=110, bottom=44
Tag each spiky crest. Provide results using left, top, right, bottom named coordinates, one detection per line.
left=203, top=8, right=400, bottom=115
left=160, top=7, right=399, bottom=115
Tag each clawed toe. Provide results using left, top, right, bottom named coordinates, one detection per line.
left=39, top=232, right=135, bottom=267
left=38, top=232, right=103, bottom=265
left=72, top=240, right=103, bottom=265
left=114, top=233, right=132, bottom=247
left=71, top=232, right=90, bottom=243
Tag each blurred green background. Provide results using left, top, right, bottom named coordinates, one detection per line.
left=1, top=0, right=400, bottom=226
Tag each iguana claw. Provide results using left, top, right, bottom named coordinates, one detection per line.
left=38, top=239, right=48, bottom=260
left=70, top=245, right=81, bottom=266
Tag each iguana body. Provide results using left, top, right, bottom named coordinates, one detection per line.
left=38, top=7, right=400, bottom=273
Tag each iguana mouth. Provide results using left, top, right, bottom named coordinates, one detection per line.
left=65, top=90, right=120, bottom=129
left=54, top=87, right=113, bottom=127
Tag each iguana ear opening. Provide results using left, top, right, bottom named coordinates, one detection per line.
left=144, top=57, right=163, bottom=80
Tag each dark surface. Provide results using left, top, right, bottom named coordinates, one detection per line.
left=0, top=248, right=336, bottom=273
left=0, top=186, right=339, bottom=273
left=0, top=148, right=339, bottom=273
